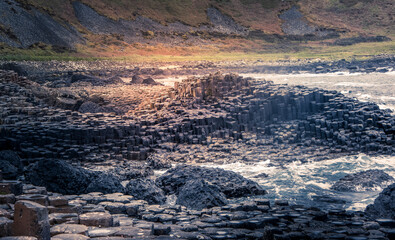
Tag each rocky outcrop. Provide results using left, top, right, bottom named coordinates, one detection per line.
left=70, top=74, right=123, bottom=86
left=365, top=183, right=395, bottom=219
left=125, top=179, right=166, bottom=204
left=0, top=0, right=83, bottom=48
left=156, top=165, right=266, bottom=198
left=130, top=75, right=161, bottom=85
left=25, top=159, right=124, bottom=195
left=331, top=170, right=394, bottom=192
left=78, top=101, right=104, bottom=113
left=176, top=179, right=228, bottom=210
left=0, top=151, right=23, bottom=180
left=279, top=6, right=337, bottom=39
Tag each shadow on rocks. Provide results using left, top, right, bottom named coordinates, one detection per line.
left=25, top=159, right=124, bottom=195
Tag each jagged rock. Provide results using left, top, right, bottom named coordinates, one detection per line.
left=125, top=179, right=166, bottom=204
left=86, top=173, right=124, bottom=194
left=110, top=164, right=154, bottom=181
left=176, top=179, right=228, bottom=210
left=142, top=77, right=161, bottom=85
left=156, top=165, right=266, bottom=198
left=13, top=200, right=50, bottom=240
left=331, top=170, right=394, bottom=192
left=366, top=183, right=395, bottom=219
left=130, top=75, right=144, bottom=84
left=0, top=151, right=23, bottom=180
left=25, top=159, right=123, bottom=195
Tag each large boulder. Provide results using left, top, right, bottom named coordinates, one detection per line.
left=0, top=151, right=23, bottom=180
left=25, top=159, right=124, bottom=195
left=125, top=179, right=166, bottom=204
left=365, top=183, right=395, bottom=219
left=331, top=170, right=394, bottom=192
left=156, top=165, right=266, bottom=198
left=78, top=101, right=105, bottom=113
left=176, top=179, right=228, bottom=210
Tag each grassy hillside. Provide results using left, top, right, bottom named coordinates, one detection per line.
left=299, top=0, right=394, bottom=35
left=3, top=0, right=394, bottom=61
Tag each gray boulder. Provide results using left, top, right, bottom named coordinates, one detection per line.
left=156, top=165, right=266, bottom=198
left=176, top=179, right=228, bottom=210
left=25, top=159, right=124, bottom=195
left=331, top=170, right=394, bottom=192
left=125, top=179, right=166, bottom=204
left=365, top=183, right=395, bottom=219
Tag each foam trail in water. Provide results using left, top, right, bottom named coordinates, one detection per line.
left=199, top=154, right=395, bottom=211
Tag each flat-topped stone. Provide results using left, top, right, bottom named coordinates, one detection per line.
left=13, top=200, right=50, bottom=240
left=79, top=212, right=113, bottom=227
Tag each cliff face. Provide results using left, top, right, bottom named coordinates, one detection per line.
left=0, top=0, right=392, bottom=51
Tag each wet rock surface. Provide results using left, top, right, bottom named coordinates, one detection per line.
left=25, top=159, right=124, bottom=195
left=125, top=179, right=166, bottom=205
left=331, top=170, right=395, bottom=192
left=176, top=179, right=229, bottom=210
left=157, top=165, right=266, bottom=198
left=0, top=182, right=393, bottom=239
left=0, top=62, right=394, bottom=238
left=365, top=183, right=395, bottom=219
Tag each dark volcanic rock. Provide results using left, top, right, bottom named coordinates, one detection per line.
left=176, top=179, right=228, bottom=210
left=86, top=173, right=125, bottom=194
left=71, top=74, right=123, bottom=86
left=125, top=179, right=166, bottom=204
left=25, top=159, right=124, bottom=195
left=142, top=77, right=161, bottom=85
left=366, top=183, right=395, bottom=219
left=331, top=170, right=394, bottom=192
left=78, top=101, right=105, bottom=113
left=156, top=165, right=266, bottom=198
left=130, top=75, right=144, bottom=84
left=0, top=151, right=23, bottom=179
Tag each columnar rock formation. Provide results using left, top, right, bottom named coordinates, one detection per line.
left=0, top=71, right=394, bottom=168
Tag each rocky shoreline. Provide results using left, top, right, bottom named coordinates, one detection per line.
left=0, top=60, right=394, bottom=239
left=1, top=177, right=395, bottom=240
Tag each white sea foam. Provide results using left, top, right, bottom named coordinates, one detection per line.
left=198, top=154, right=395, bottom=211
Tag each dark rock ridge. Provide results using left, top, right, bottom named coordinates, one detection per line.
left=125, top=179, right=166, bottom=205
left=156, top=165, right=266, bottom=198
left=25, top=159, right=124, bottom=195
left=72, top=2, right=248, bottom=45
left=0, top=0, right=83, bottom=48
left=365, top=182, right=395, bottom=219
left=176, top=179, right=229, bottom=210
left=331, top=170, right=394, bottom=192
